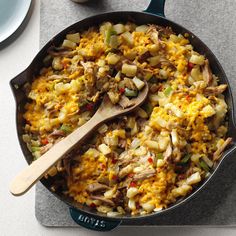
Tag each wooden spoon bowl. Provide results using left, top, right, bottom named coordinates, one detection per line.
left=10, top=82, right=149, bottom=196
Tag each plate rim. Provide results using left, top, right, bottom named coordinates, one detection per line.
left=0, top=0, right=32, bottom=43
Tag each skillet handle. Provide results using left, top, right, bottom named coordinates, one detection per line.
left=144, top=0, right=166, bottom=17
left=69, top=207, right=122, bottom=231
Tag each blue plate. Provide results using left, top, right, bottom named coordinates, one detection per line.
left=0, top=0, right=32, bottom=43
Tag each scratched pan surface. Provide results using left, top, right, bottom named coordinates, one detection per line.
left=10, top=0, right=236, bottom=231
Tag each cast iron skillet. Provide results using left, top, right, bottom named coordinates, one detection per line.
left=10, top=0, right=236, bottom=231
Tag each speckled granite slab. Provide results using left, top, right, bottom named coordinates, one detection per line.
left=36, top=0, right=236, bottom=226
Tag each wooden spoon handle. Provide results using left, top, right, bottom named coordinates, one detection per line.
left=10, top=113, right=103, bottom=196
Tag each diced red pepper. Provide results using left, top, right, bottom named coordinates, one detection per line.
left=128, top=173, right=134, bottom=178
left=148, top=157, right=153, bottom=163
left=112, top=175, right=118, bottom=180
left=90, top=203, right=96, bottom=208
left=62, top=61, right=69, bottom=69
left=186, top=95, right=191, bottom=102
left=111, top=158, right=117, bottom=164
left=119, top=88, right=125, bottom=94
left=130, top=181, right=137, bottom=187
left=85, top=103, right=94, bottom=111
left=187, top=62, right=194, bottom=71
left=41, top=138, right=49, bottom=145
left=158, top=85, right=163, bottom=91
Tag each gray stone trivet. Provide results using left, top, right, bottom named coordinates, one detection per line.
left=36, top=0, right=236, bottom=227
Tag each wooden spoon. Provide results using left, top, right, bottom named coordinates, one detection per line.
left=10, top=83, right=149, bottom=196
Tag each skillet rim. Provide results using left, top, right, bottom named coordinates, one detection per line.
left=10, top=10, right=236, bottom=222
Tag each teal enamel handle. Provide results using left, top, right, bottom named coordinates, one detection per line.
left=69, top=208, right=122, bottom=231
left=144, top=0, right=166, bottom=17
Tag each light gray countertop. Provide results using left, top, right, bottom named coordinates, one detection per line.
left=1, top=0, right=236, bottom=235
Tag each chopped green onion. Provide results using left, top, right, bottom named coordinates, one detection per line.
left=200, top=160, right=210, bottom=172
left=60, top=124, right=72, bottom=134
left=164, top=86, right=173, bottom=96
left=202, top=155, right=213, bottom=168
left=33, top=151, right=41, bottom=160
left=109, top=35, right=119, bottom=49
left=105, top=28, right=117, bottom=45
left=144, top=72, right=153, bottom=81
left=31, top=140, right=40, bottom=147
left=124, top=88, right=138, bottom=97
left=132, top=76, right=145, bottom=90
left=157, top=153, right=164, bottom=159
left=142, top=103, right=153, bottom=116
left=181, top=154, right=191, bottom=163
left=31, top=146, right=40, bottom=152
left=153, top=153, right=163, bottom=167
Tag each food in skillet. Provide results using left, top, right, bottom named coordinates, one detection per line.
left=22, top=22, right=232, bottom=216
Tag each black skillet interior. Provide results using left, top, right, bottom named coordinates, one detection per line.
left=10, top=1, right=236, bottom=231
